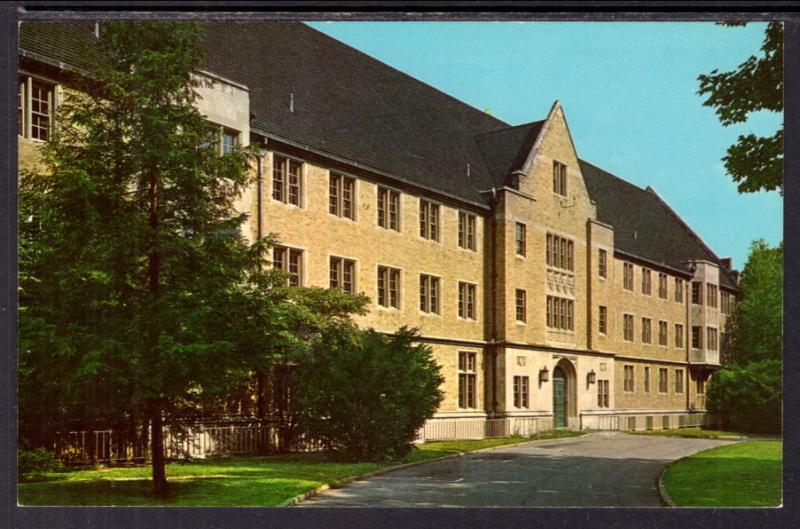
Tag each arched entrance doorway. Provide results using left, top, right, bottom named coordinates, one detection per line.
left=552, top=359, right=577, bottom=428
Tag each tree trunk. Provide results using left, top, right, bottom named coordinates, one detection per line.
left=149, top=400, right=168, bottom=498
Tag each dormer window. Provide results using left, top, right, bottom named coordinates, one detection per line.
left=553, top=160, right=567, bottom=196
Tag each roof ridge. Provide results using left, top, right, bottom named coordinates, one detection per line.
left=475, top=119, right=546, bottom=138
left=301, top=22, right=510, bottom=129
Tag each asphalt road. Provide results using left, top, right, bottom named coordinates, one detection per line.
left=298, top=431, right=734, bottom=507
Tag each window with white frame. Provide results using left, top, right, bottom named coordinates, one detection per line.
left=273, top=246, right=303, bottom=286
left=458, top=212, right=476, bottom=251
left=623, top=262, right=634, bottom=291
left=597, top=379, right=610, bottom=408
left=513, top=375, right=530, bottom=408
left=515, top=222, right=527, bottom=257
left=329, top=256, right=355, bottom=293
left=515, top=289, right=527, bottom=323
left=641, top=317, right=652, bottom=344
left=598, top=249, right=608, bottom=278
left=19, top=75, right=55, bottom=141
left=377, top=266, right=401, bottom=308
left=419, top=200, right=440, bottom=241
left=377, top=187, right=400, bottom=231
left=598, top=305, right=608, bottom=334
left=623, top=313, right=634, bottom=341
left=458, top=351, right=477, bottom=409
left=419, top=274, right=440, bottom=314
left=458, top=281, right=477, bottom=320
left=272, top=155, right=303, bottom=206
left=329, top=172, right=355, bottom=219
left=553, top=160, right=567, bottom=196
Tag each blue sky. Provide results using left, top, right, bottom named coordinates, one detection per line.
left=307, top=21, right=782, bottom=271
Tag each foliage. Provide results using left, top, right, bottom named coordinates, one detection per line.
left=291, top=326, right=444, bottom=461
left=18, top=448, right=63, bottom=477
left=727, top=239, right=783, bottom=365
left=662, top=440, right=782, bottom=507
left=698, top=22, right=783, bottom=193
left=706, top=360, right=781, bottom=434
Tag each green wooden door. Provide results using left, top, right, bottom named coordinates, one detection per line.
left=553, top=368, right=567, bottom=428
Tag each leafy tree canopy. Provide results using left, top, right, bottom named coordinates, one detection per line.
left=698, top=22, right=783, bottom=194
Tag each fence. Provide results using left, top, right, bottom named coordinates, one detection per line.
left=56, top=422, right=320, bottom=465
left=417, top=416, right=554, bottom=442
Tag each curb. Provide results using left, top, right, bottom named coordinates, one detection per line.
left=657, top=464, right=677, bottom=507
left=281, top=433, right=586, bottom=507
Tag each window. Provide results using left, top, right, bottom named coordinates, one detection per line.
left=641, top=317, right=652, bottom=344
left=674, top=278, right=683, bottom=302
left=707, top=327, right=718, bottom=351
left=692, top=326, right=703, bottom=348
left=515, top=289, right=527, bottom=323
left=513, top=376, right=530, bottom=408
left=644, top=366, right=651, bottom=393
left=721, top=291, right=735, bottom=314
left=546, top=296, right=574, bottom=331
left=623, top=365, right=635, bottom=392
left=598, top=305, right=608, bottom=334
left=515, top=223, right=527, bottom=257
left=675, top=323, right=684, bottom=348
left=623, top=314, right=634, bottom=341
left=553, top=160, right=567, bottom=196
left=623, top=262, right=634, bottom=291
left=221, top=128, right=238, bottom=154
left=419, top=200, right=440, bottom=241
left=377, top=187, right=401, bottom=231
left=272, top=155, right=303, bottom=206
left=597, top=380, right=610, bottom=408
left=273, top=246, right=303, bottom=286
left=707, top=284, right=719, bottom=308
left=377, top=266, right=401, bottom=308
left=696, top=376, right=706, bottom=395
left=458, top=282, right=477, bottom=320
left=329, top=256, right=356, bottom=293
left=659, top=368, right=669, bottom=393
left=18, top=76, right=55, bottom=141
left=546, top=233, right=574, bottom=271
left=458, top=212, right=477, bottom=251
left=658, top=273, right=668, bottom=299
left=675, top=369, right=684, bottom=393
left=659, top=321, right=668, bottom=346
left=329, top=173, right=355, bottom=219
left=458, top=352, right=477, bottom=409
left=691, top=281, right=703, bottom=305
left=419, top=274, right=440, bottom=314
left=598, top=249, right=608, bottom=278
left=641, top=268, right=652, bottom=295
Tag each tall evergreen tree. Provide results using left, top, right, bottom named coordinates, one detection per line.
left=19, top=21, right=279, bottom=497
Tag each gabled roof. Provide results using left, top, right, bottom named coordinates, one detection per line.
left=580, top=160, right=738, bottom=289
left=18, top=20, right=738, bottom=286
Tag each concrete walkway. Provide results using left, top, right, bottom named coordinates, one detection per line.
left=298, top=431, right=734, bottom=507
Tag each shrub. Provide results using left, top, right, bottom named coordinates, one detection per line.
left=707, top=359, right=782, bottom=434
left=18, top=448, right=63, bottom=476
left=291, top=325, right=444, bottom=461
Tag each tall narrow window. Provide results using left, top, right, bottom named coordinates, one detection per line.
left=624, top=365, right=635, bottom=392
left=377, top=187, right=400, bottom=231
left=419, top=200, right=440, bottom=241
left=419, top=274, right=440, bottom=314
left=377, top=266, right=400, bottom=308
left=691, top=281, right=703, bottom=305
left=707, top=284, right=719, bottom=308
left=221, top=128, right=238, bottom=154
left=675, top=323, right=684, bottom=348
left=553, top=160, right=567, bottom=196
left=329, top=173, right=355, bottom=219
left=598, top=249, right=608, bottom=278
left=273, top=246, right=303, bottom=286
left=458, top=212, right=476, bottom=250
left=458, top=352, right=477, bottom=409
left=707, top=327, right=718, bottom=351
left=659, top=321, right=668, bottom=346
left=696, top=377, right=706, bottom=395
left=644, top=366, right=651, bottom=393
left=675, top=369, right=684, bottom=393
left=597, top=380, right=610, bottom=408
left=623, top=314, right=634, bottom=341
left=513, top=376, right=530, bottom=408
left=641, top=317, right=652, bottom=344
left=598, top=305, right=608, bottom=334
left=658, top=273, right=668, bottom=299
left=641, top=268, right=652, bottom=295
left=547, top=296, right=574, bottom=331
left=458, top=282, right=477, bottom=320
left=30, top=78, right=54, bottom=141
left=329, top=256, right=356, bottom=293
left=659, top=368, right=669, bottom=393
left=674, top=278, right=683, bottom=302
left=515, top=223, right=527, bottom=257
left=623, top=262, right=634, bottom=291
left=272, top=155, right=303, bottom=206
left=692, top=326, right=703, bottom=349
left=515, top=289, right=527, bottom=323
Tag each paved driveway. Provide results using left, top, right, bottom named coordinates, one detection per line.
left=298, top=431, right=734, bottom=507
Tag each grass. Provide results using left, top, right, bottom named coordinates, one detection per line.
left=18, top=429, right=584, bottom=506
left=662, top=440, right=782, bottom=507
left=631, top=428, right=764, bottom=439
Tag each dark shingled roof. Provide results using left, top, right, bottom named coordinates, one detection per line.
left=581, top=160, right=738, bottom=289
left=18, top=21, right=737, bottom=286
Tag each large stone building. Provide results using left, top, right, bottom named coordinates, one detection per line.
left=19, top=21, right=738, bottom=437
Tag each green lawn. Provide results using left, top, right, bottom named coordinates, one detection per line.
left=19, top=430, right=583, bottom=506
left=662, top=440, right=782, bottom=507
left=631, top=428, right=760, bottom=440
